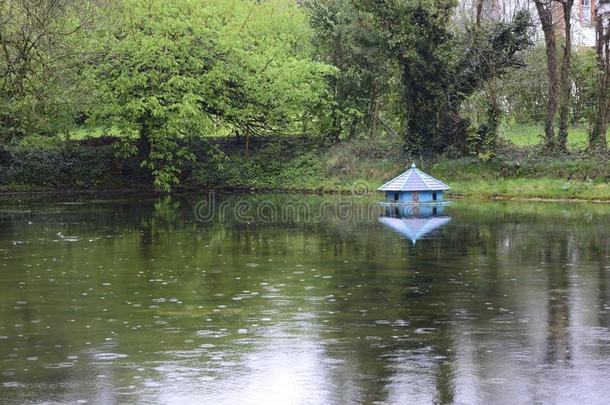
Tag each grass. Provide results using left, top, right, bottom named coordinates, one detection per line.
left=448, top=178, right=610, bottom=201
left=500, top=124, right=590, bottom=148
left=323, top=162, right=610, bottom=201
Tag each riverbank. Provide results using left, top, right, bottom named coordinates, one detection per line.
left=1, top=134, right=609, bottom=202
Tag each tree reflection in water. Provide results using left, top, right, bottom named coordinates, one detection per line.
left=0, top=195, right=609, bottom=404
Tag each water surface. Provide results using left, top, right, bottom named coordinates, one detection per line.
left=1, top=194, right=609, bottom=404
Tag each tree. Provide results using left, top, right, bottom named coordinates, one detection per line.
left=455, top=9, right=533, bottom=154
left=87, top=0, right=331, bottom=191
left=571, top=47, right=597, bottom=125
left=557, top=0, right=574, bottom=150
left=360, top=0, right=531, bottom=155
left=358, top=0, right=455, bottom=154
left=306, top=0, right=396, bottom=142
left=0, top=0, right=94, bottom=139
left=589, top=2, right=610, bottom=151
left=496, top=44, right=550, bottom=124
left=533, top=0, right=574, bottom=151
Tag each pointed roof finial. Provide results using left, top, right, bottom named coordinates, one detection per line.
left=410, top=162, right=416, bottom=169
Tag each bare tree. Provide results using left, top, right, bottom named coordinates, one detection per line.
left=533, top=0, right=573, bottom=151
left=0, top=1, right=84, bottom=96
left=0, top=0, right=99, bottom=138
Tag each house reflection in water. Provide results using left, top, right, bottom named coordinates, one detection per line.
left=378, top=204, right=451, bottom=244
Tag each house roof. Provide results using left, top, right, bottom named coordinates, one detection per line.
left=377, top=163, right=450, bottom=192
left=378, top=216, right=451, bottom=244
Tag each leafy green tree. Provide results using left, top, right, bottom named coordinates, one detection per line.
left=495, top=45, right=549, bottom=125
left=571, top=48, right=597, bottom=125
left=495, top=45, right=596, bottom=127
left=456, top=10, right=533, bottom=154
left=306, top=0, right=397, bottom=142
left=87, top=0, right=331, bottom=191
left=359, top=0, right=455, bottom=154
left=360, top=0, right=531, bottom=155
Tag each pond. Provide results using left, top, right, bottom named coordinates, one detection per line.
left=1, top=193, right=609, bottom=404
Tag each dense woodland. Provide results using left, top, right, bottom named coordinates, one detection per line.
left=0, top=0, right=609, bottom=192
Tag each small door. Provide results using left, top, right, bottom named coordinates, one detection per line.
left=432, top=192, right=437, bottom=201
left=394, top=192, right=399, bottom=202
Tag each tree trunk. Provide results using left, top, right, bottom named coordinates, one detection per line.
left=472, top=0, right=500, bottom=153
left=369, top=84, right=379, bottom=137
left=590, top=12, right=610, bottom=151
left=370, top=99, right=379, bottom=138
left=327, top=104, right=340, bottom=143
left=557, top=0, right=574, bottom=151
left=484, top=71, right=501, bottom=152
left=326, top=69, right=341, bottom=143
left=326, top=33, right=343, bottom=144
left=475, top=0, right=484, bottom=27
left=535, top=0, right=560, bottom=150
left=399, top=57, right=424, bottom=154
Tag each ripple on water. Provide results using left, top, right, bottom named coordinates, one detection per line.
left=43, top=362, right=75, bottom=369
left=375, top=320, right=391, bottom=325
left=196, top=330, right=231, bottom=338
left=93, top=352, right=128, bottom=361
left=3, top=382, right=24, bottom=388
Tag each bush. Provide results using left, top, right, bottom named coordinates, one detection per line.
left=0, top=140, right=131, bottom=188
left=190, top=136, right=323, bottom=190
left=324, top=135, right=403, bottom=176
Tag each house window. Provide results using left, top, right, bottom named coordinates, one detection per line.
left=583, top=0, right=591, bottom=24
left=432, top=192, right=437, bottom=201
left=394, top=192, right=399, bottom=202
left=433, top=207, right=438, bottom=215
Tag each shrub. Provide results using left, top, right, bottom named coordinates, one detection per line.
left=0, top=141, right=127, bottom=187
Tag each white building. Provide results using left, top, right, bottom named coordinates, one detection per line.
left=572, top=0, right=596, bottom=47
left=457, top=0, right=597, bottom=47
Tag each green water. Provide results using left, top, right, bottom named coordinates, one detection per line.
left=1, top=194, right=609, bottom=404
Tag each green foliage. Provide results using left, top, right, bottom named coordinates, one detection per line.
left=306, top=0, right=396, bottom=141
left=192, top=137, right=325, bottom=190
left=360, top=2, right=532, bottom=155
left=85, top=0, right=331, bottom=191
left=360, top=0, right=455, bottom=154
left=495, top=44, right=549, bottom=124
left=571, top=48, right=598, bottom=124
left=457, top=11, right=532, bottom=155
left=494, top=44, right=597, bottom=126
left=1, top=0, right=606, bottom=195
left=0, top=1, right=95, bottom=140
left=3, top=132, right=610, bottom=201
left=0, top=139, right=122, bottom=188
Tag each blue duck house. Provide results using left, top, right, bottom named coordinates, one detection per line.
left=378, top=163, right=450, bottom=204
